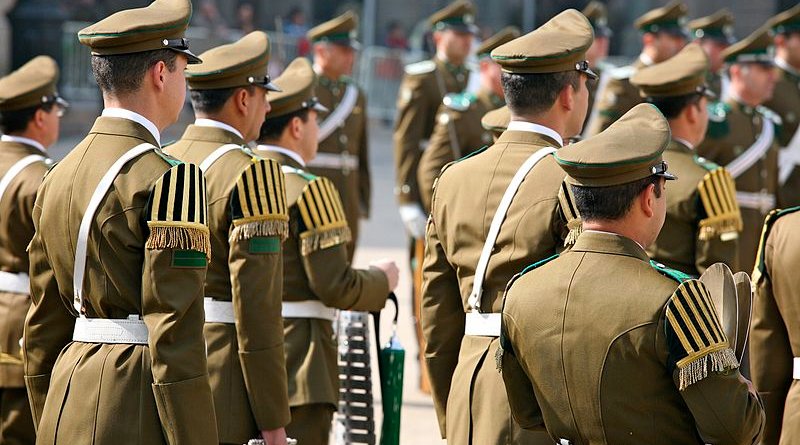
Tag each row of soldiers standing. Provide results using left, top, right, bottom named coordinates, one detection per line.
left=392, top=1, right=800, bottom=444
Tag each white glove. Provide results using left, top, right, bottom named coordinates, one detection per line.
left=399, top=204, right=428, bottom=239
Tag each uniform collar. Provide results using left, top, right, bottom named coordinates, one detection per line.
left=726, top=95, right=756, bottom=116
left=506, top=121, right=563, bottom=147
left=775, top=57, right=800, bottom=80
left=571, top=230, right=650, bottom=262
left=671, top=138, right=694, bottom=151
left=256, top=144, right=306, bottom=167
left=314, top=65, right=349, bottom=88
left=194, top=118, right=245, bottom=141
left=0, top=135, right=46, bottom=154
left=638, top=53, right=655, bottom=67
left=101, top=108, right=160, bottom=146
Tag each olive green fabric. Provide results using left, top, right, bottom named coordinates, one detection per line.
left=307, top=11, right=359, bottom=48
left=266, top=58, right=327, bottom=118
left=582, top=1, right=611, bottom=38
left=634, top=0, right=688, bottom=34
left=722, top=27, right=774, bottom=64
left=428, top=0, right=476, bottom=33
left=286, top=403, right=334, bottom=445
left=768, top=3, right=800, bottom=35
left=764, top=63, right=800, bottom=206
left=0, top=56, right=59, bottom=111
left=186, top=31, right=277, bottom=91
left=476, top=27, right=520, bottom=58
left=481, top=105, right=510, bottom=137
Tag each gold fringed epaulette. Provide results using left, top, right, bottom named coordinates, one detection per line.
left=697, top=168, right=742, bottom=241
left=229, top=158, right=289, bottom=242
left=296, top=176, right=352, bottom=256
left=146, top=163, right=211, bottom=259
left=665, top=279, right=739, bottom=390
left=558, top=180, right=582, bottom=246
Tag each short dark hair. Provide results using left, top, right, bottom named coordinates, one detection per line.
left=572, top=175, right=663, bottom=221
left=258, top=108, right=310, bottom=142
left=501, top=71, right=581, bottom=116
left=0, top=101, right=55, bottom=134
left=189, top=86, right=256, bottom=115
left=91, top=49, right=178, bottom=95
left=646, top=93, right=702, bottom=120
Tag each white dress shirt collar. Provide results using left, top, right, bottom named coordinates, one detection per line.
left=775, top=57, right=800, bottom=77
left=639, top=53, right=655, bottom=66
left=506, top=121, right=564, bottom=147
left=101, top=108, right=161, bottom=145
left=673, top=137, right=694, bottom=150
left=257, top=144, right=306, bottom=167
left=0, top=135, right=46, bottom=153
left=194, top=118, right=245, bottom=141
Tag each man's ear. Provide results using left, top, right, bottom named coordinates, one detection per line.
left=290, top=116, right=303, bottom=140
left=642, top=32, right=655, bottom=47
left=775, top=33, right=786, bottom=48
left=234, top=87, right=249, bottom=116
left=32, top=108, right=48, bottom=129
left=559, top=83, right=575, bottom=112
left=150, top=60, right=168, bottom=93
left=640, top=183, right=656, bottom=218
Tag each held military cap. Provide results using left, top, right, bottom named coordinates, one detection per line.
left=307, top=11, right=360, bottom=49
left=555, top=103, right=676, bottom=186
left=491, top=9, right=597, bottom=79
left=768, top=4, right=800, bottom=35
left=582, top=1, right=612, bottom=38
left=0, top=55, right=68, bottom=112
left=476, top=27, right=520, bottom=58
left=481, top=105, right=509, bottom=135
left=78, top=0, right=201, bottom=64
left=721, top=26, right=774, bottom=64
left=688, top=9, right=735, bottom=44
left=634, top=0, right=688, bottom=37
left=185, top=31, right=279, bottom=91
left=631, top=43, right=714, bottom=98
left=266, top=58, right=329, bottom=118
left=429, top=0, right=478, bottom=34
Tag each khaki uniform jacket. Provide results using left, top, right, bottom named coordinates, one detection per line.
left=584, top=59, right=645, bottom=136
left=393, top=58, right=468, bottom=206
left=308, top=75, right=371, bottom=259
left=0, top=141, right=48, bottom=388
left=258, top=149, right=389, bottom=409
left=750, top=207, right=800, bottom=445
left=647, top=139, right=740, bottom=276
left=501, top=231, right=765, bottom=444
left=164, top=125, right=290, bottom=442
left=24, top=117, right=217, bottom=444
left=764, top=66, right=800, bottom=206
left=421, top=129, right=568, bottom=444
left=418, top=88, right=504, bottom=212
left=696, top=99, right=781, bottom=273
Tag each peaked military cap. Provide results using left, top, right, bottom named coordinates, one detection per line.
left=582, top=1, right=612, bottom=38
left=688, top=9, right=735, bottom=44
left=631, top=43, right=714, bottom=98
left=634, top=0, right=688, bottom=37
left=491, top=9, right=597, bottom=79
left=476, top=27, right=520, bottom=58
left=481, top=105, right=509, bottom=135
left=265, top=58, right=328, bottom=118
left=429, top=0, right=478, bottom=34
left=185, top=31, right=279, bottom=91
left=78, top=0, right=201, bottom=64
left=768, top=4, right=800, bottom=35
left=556, top=103, right=676, bottom=187
left=722, top=26, right=774, bottom=64
left=307, top=11, right=360, bottom=49
left=0, top=55, right=68, bottom=112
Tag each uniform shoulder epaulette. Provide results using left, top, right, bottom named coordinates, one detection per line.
left=442, top=92, right=476, bottom=112
left=229, top=158, right=289, bottom=242
left=692, top=155, right=719, bottom=171
left=610, top=64, right=636, bottom=80
left=145, top=162, right=211, bottom=259
left=697, top=168, right=742, bottom=241
left=295, top=176, right=352, bottom=255
left=650, top=260, right=692, bottom=283
left=282, top=165, right=318, bottom=182
left=558, top=180, right=582, bottom=246
left=404, top=60, right=436, bottom=76
left=756, top=105, right=782, bottom=125
left=705, top=101, right=730, bottom=139
left=753, top=206, right=800, bottom=284
left=664, top=279, right=738, bottom=390
left=153, top=148, right=182, bottom=167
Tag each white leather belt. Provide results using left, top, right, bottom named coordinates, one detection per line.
left=464, top=311, right=501, bottom=337
left=794, top=357, right=800, bottom=380
left=204, top=298, right=235, bottom=324
left=307, top=152, right=359, bottom=171
left=282, top=300, right=337, bottom=321
left=736, top=191, right=776, bottom=213
left=72, top=316, right=149, bottom=344
left=0, top=271, right=29, bottom=294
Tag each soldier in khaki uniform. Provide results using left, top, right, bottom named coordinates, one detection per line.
left=22, top=1, right=219, bottom=444
left=253, top=58, right=399, bottom=445
left=417, top=27, right=518, bottom=212
left=580, top=1, right=611, bottom=138
left=697, top=28, right=780, bottom=274
left=307, top=12, right=370, bottom=260
left=750, top=206, right=800, bottom=445
left=765, top=5, right=800, bottom=206
left=630, top=43, right=742, bottom=276
left=0, top=56, right=66, bottom=445
left=585, top=0, right=688, bottom=136
left=421, top=10, right=597, bottom=445
left=163, top=32, right=290, bottom=445
left=500, top=103, right=765, bottom=444
left=688, top=9, right=735, bottom=99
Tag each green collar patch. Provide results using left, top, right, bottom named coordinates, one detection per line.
left=650, top=260, right=692, bottom=282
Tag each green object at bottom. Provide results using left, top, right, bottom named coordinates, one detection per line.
left=378, top=337, right=405, bottom=445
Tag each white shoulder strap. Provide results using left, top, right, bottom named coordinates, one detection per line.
left=467, top=146, right=557, bottom=311
left=726, top=118, right=774, bottom=179
left=317, top=84, right=359, bottom=143
left=281, top=165, right=303, bottom=175
left=0, top=154, right=48, bottom=205
left=73, top=143, right=156, bottom=314
left=199, top=143, right=243, bottom=172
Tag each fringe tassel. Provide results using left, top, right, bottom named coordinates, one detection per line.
left=230, top=219, right=289, bottom=243
left=678, top=347, right=739, bottom=390
left=698, top=217, right=742, bottom=241
left=146, top=224, right=211, bottom=260
left=564, top=218, right=583, bottom=247
left=300, top=226, right=352, bottom=256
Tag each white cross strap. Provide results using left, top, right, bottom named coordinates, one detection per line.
left=317, top=84, right=359, bottom=142
left=0, top=154, right=48, bottom=205
left=199, top=143, right=244, bottom=172
left=726, top=117, right=774, bottom=179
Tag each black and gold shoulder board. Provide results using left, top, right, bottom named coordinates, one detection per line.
left=697, top=168, right=742, bottom=241
left=665, top=279, right=738, bottom=390
left=146, top=162, right=211, bottom=259
left=229, top=158, right=289, bottom=241
left=296, top=176, right=351, bottom=255
left=752, top=206, right=800, bottom=284
left=558, top=180, right=582, bottom=246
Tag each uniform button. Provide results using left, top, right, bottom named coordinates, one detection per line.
left=761, top=169, right=768, bottom=179
left=340, top=134, right=348, bottom=144
left=332, top=87, right=340, bottom=96
left=401, top=185, right=411, bottom=194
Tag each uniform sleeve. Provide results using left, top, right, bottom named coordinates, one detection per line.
left=694, top=168, right=742, bottom=273
left=393, top=73, right=431, bottom=205
left=358, top=92, right=371, bottom=219
left=662, top=279, right=764, bottom=444
left=142, top=162, right=218, bottom=443
left=297, top=177, right=389, bottom=310
left=500, top=311, right=544, bottom=430
left=227, top=159, right=291, bottom=430
left=418, top=106, right=457, bottom=213
left=419, top=175, right=464, bottom=437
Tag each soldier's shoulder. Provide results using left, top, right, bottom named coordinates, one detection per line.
left=439, top=144, right=489, bottom=175
left=513, top=254, right=560, bottom=282
left=692, top=155, right=720, bottom=172
left=442, top=92, right=477, bottom=112
left=649, top=260, right=693, bottom=284
left=756, top=105, right=783, bottom=126
left=152, top=148, right=183, bottom=167
left=404, top=59, right=437, bottom=76
left=705, top=101, right=731, bottom=139
left=754, top=206, right=800, bottom=282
